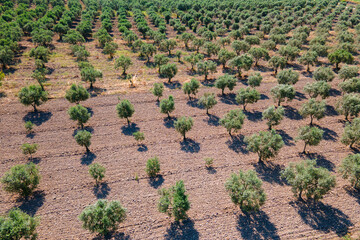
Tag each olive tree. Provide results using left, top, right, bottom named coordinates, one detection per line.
left=269, top=56, right=286, bottom=75
left=68, top=104, right=91, bottom=129
left=81, top=67, right=103, bottom=89
left=236, top=87, right=260, bottom=111
left=248, top=47, right=269, bottom=66
left=225, top=170, right=266, bottom=212
left=297, top=126, right=324, bottom=153
left=199, top=93, right=217, bottom=115
left=276, top=69, right=299, bottom=85
left=299, top=99, right=326, bottom=125
left=336, top=93, right=360, bottom=121
left=303, top=81, right=331, bottom=99
left=215, top=74, right=237, bottom=95
left=339, top=78, right=360, bottom=94
left=219, top=109, right=245, bottom=136
left=154, top=54, right=169, bottom=72
left=298, top=51, right=318, bottom=72
left=262, top=105, right=284, bottom=130
left=339, top=154, right=360, bottom=189
left=245, top=130, right=284, bottom=162
left=218, top=48, right=236, bottom=69
left=0, top=208, right=39, bottom=240
left=270, top=84, right=296, bottom=107
left=341, top=118, right=360, bottom=148
left=279, top=45, right=300, bottom=64
left=79, top=200, right=126, bottom=236
left=146, top=156, right=160, bottom=178
left=151, top=82, right=164, bottom=101
left=197, top=60, right=217, bottom=81
left=229, top=54, right=253, bottom=78
left=74, top=130, right=92, bottom=152
left=339, top=65, right=359, bottom=82
left=158, top=180, right=190, bottom=221
left=160, top=39, right=177, bottom=56
left=160, top=63, right=178, bottom=83
left=18, top=85, right=48, bottom=112
left=281, top=159, right=336, bottom=201
left=116, top=99, right=135, bottom=125
left=140, top=43, right=156, bottom=63
left=115, top=55, right=132, bottom=76
left=65, top=84, right=89, bottom=104
left=89, top=163, right=106, bottom=185
left=328, top=49, right=354, bottom=70
left=313, top=67, right=335, bottom=82
left=182, top=78, right=200, bottom=99
left=248, top=73, right=262, bottom=88
left=1, top=163, right=40, bottom=197
left=174, top=116, right=193, bottom=140
left=231, top=40, right=250, bottom=55
left=184, top=53, right=203, bottom=72
left=21, top=143, right=38, bottom=160
left=160, top=95, right=175, bottom=118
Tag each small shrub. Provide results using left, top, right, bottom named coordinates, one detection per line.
left=24, top=121, right=34, bottom=134
left=204, top=158, right=214, bottom=168
left=21, top=143, right=38, bottom=160
left=89, top=163, right=106, bottom=184
left=133, top=131, right=145, bottom=142
left=146, top=157, right=160, bottom=177
left=339, top=154, right=360, bottom=189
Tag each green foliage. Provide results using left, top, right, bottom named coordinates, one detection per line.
left=199, top=92, right=217, bottom=114
left=116, top=99, right=135, bottom=125
left=160, top=95, right=175, bottom=118
left=0, top=46, right=15, bottom=69
left=197, top=60, right=217, bottom=81
left=79, top=199, right=127, bottom=236
left=303, top=81, right=331, bottom=99
left=215, top=74, right=237, bottom=95
left=339, top=78, right=360, bottom=94
left=225, top=170, right=266, bottom=212
left=281, top=159, right=336, bottom=201
left=1, top=163, right=40, bottom=197
left=103, top=42, right=118, bottom=59
left=160, top=63, right=177, bottom=83
left=89, top=163, right=105, bottom=184
left=328, top=49, right=353, bottom=69
left=229, top=54, right=253, bottom=78
left=269, top=56, right=286, bottom=74
left=0, top=208, right=39, bottom=240
left=24, top=121, right=34, bottom=134
left=270, top=84, right=295, bottom=107
left=219, top=109, right=245, bottom=136
left=115, top=55, right=132, bottom=75
left=203, top=42, right=220, bottom=58
left=146, top=156, right=160, bottom=178
left=313, top=67, right=335, bottom=82
left=158, top=180, right=190, bottom=221
left=245, top=130, right=284, bottom=162
left=231, top=40, right=250, bottom=55
left=248, top=72, right=262, bottom=88
left=18, top=85, right=48, bottom=112
left=133, top=131, right=145, bottom=142
left=71, top=45, right=90, bottom=62
left=151, top=82, right=164, bottom=101
left=298, top=51, right=318, bottom=72
left=182, top=78, right=200, bottom=99
left=341, top=118, right=360, bottom=148
left=236, top=87, right=260, bottom=111
left=74, top=130, right=92, bottom=152
left=339, top=65, right=359, bottom=81
left=184, top=53, right=203, bottom=72
left=336, top=93, right=360, bottom=121
left=174, top=116, right=194, bottom=140
left=179, top=32, right=195, bottom=49
left=279, top=45, right=300, bottom=63
left=276, top=68, right=299, bottom=85
left=21, top=143, right=38, bottom=159
left=262, top=105, right=284, bottom=130
left=339, top=154, right=360, bottom=189
left=297, top=126, right=324, bottom=153
left=80, top=67, right=102, bottom=89
left=29, top=46, right=50, bottom=63
left=204, top=157, right=214, bottom=168
left=65, top=84, right=89, bottom=104
left=68, top=104, right=91, bottom=128
left=140, top=43, right=156, bottom=63
left=31, top=28, right=53, bottom=46
left=154, top=54, right=169, bottom=72
left=63, top=30, right=85, bottom=44
left=299, top=98, right=326, bottom=125
left=248, top=47, right=269, bottom=66
left=218, top=48, right=235, bottom=69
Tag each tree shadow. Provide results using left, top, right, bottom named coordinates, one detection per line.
left=73, top=126, right=94, bottom=136
left=295, top=91, right=307, bottom=100
left=290, top=201, right=352, bottom=236
left=30, top=157, right=41, bottom=164
left=26, top=132, right=36, bottom=139
left=276, top=129, right=294, bottom=146
left=325, top=104, right=338, bottom=116
left=137, top=144, right=148, bottom=152
left=86, top=107, right=94, bottom=117
left=93, top=182, right=111, bottom=199
left=164, top=117, right=177, bottom=128
left=164, top=81, right=182, bottom=89
left=345, top=187, right=360, bottom=205
left=88, top=87, right=107, bottom=97
left=186, top=99, right=202, bottom=109
left=121, top=123, right=140, bottom=135
left=0, top=92, right=7, bottom=98
left=219, top=93, right=237, bottom=105
left=206, top=166, right=217, bottom=174
left=260, top=94, right=269, bottom=100
left=17, top=190, right=45, bottom=216
left=93, top=232, right=131, bottom=240
left=225, top=135, right=248, bottom=154
left=303, top=152, right=335, bottom=172
left=244, top=110, right=263, bottom=122
left=254, top=65, right=272, bottom=73
left=236, top=210, right=280, bottom=240
left=23, top=111, right=52, bottom=126
left=164, top=218, right=199, bottom=240
left=284, top=105, right=302, bottom=120
left=317, top=126, right=338, bottom=141
left=205, top=114, right=220, bottom=126
left=81, top=152, right=97, bottom=165
left=149, top=175, right=164, bottom=189
left=254, top=161, right=286, bottom=185
left=329, top=88, right=341, bottom=97
left=200, top=78, right=216, bottom=87
left=180, top=139, right=200, bottom=153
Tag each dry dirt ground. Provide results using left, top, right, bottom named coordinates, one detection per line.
left=1, top=68, right=360, bottom=239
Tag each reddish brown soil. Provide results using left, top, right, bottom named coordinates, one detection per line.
left=1, top=67, right=360, bottom=239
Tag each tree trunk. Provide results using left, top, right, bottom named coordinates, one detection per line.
left=127, top=118, right=130, bottom=126
left=310, top=115, right=313, bottom=126
left=274, top=68, right=278, bottom=75
left=206, top=108, right=209, bottom=115
left=90, top=82, right=93, bottom=89
left=168, top=78, right=172, bottom=83
left=167, top=112, right=170, bottom=119
left=307, top=64, right=310, bottom=72
left=33, top=104, right=37, bottom=112
left=85, top=145, right=90, bottom=153
left=243, top=104, right=246, bottom=111
left=302, top=143, right=307, bottom=154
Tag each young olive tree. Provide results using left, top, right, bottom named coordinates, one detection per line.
left=219, top=109, right=245, bottom=136
left=236, top=87, right=260, bottom=111
left=199, top=93, right=217, bottom=115
left=248, top=47, right=269, bottom=66
left=182, top=78, right=200, bottom=100
left=248, top=72, right=262, bottom=88
left=197, top=60, right=217, bottom=81
left=116, top=99, right=135, bottom=125
left=89, top=163, right=106, bottom=185
left=339, top=154, right=360, bottom=189
left=215, top=74, right=237, bottom=95
left=151, top=82, right=164, bottom=101
left=313, top=67, right=335, bottom=82
left=281, top=159, right=336, bottom=201
left=341, top=118, right=360, bottom=148
left=303, top=81, right=331, bottom=99
left=218, top=48, right=236, bottom=69
left=270, top=84, right=296, bottom=107
left=146, top=157, right=160, bottom=178
left=21, top=143, right=38, bottom=160
left=160, top=95, right=175, bottom=118
left=229, top=54, right=253, bottom=78
left=225, top=170, right=266, bottom=212
left=79, top=200, right=127, bottom=236
left=18, top=85, right=48, bottom=112
left=298, top=51, right=318, bottom=72
left=68, top=104, right=91, bottom=129
left=245, top=130, right=284, bottom=162
left=276, top=69, right=299, bottom=85
left=262, top=105, right=284, bottom=130
left=115, top=55, right=133, bottom=76
left=74, top=130, right=92, bottom=152
left=81, top=67, right=103, bottom=89
left=299, top=99, right=326, bottom=125
left=160, top=63, right=178, bottom=83
left=174, top=116, right=194, bottom=140
left=65, top=84, right=90, bottom=104
left=154, top=54, right=169, bottom=72
left=336, top=93, right=360, bottom=121
left=158, top=180, right=190, bottom=221
left=339, top=78, right=360, bottom=94
left=328, top=49, right=353, bottom=70
left=297, top=126, right=324, bottom=153
left=339, top=65, right=359, bottom=82
left=269, top=56, right=286, bottom=75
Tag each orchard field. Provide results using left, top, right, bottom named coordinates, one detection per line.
left=2, top=0, right=360, bottom=239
